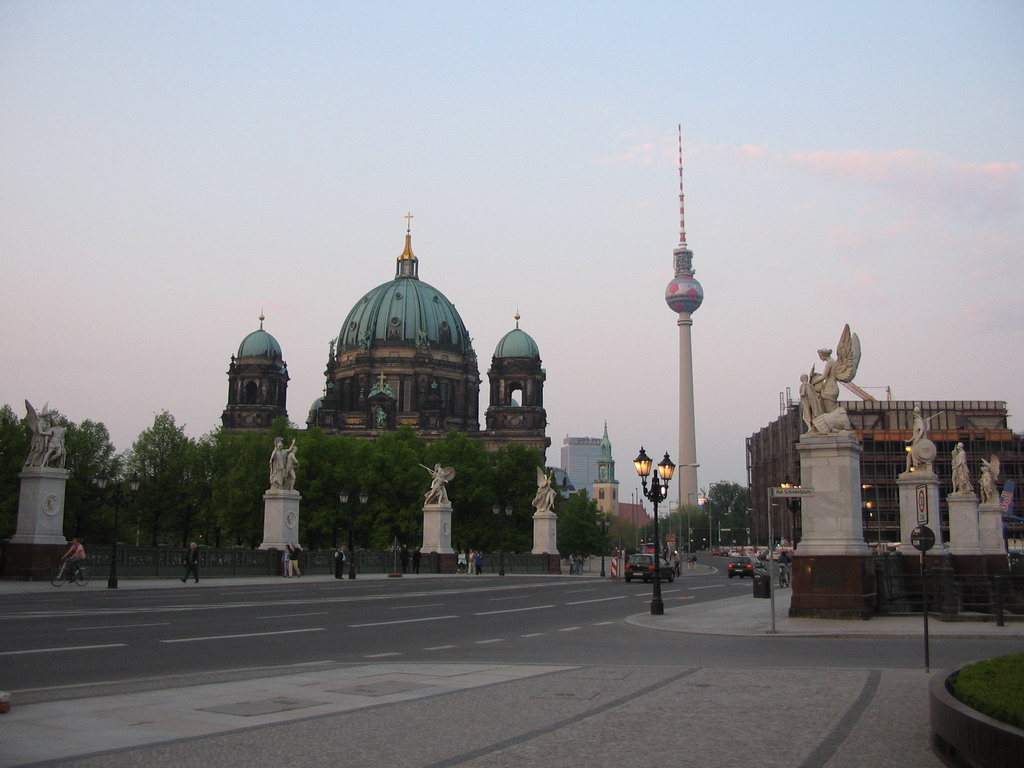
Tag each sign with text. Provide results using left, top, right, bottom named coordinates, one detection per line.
left=770, top=487, right=814, bottom=498
left=916, top=484, right=929, bottom=524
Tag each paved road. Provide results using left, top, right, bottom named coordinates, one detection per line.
left=2, top=566, right=1021, bottom=767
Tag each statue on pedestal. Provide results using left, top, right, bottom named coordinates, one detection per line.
left=905, top=405, right=940, bottom=472
left=532, top=468, right=556, bottom=514
left=950, top=442, right=972, bottom=494
left=269, top=438, right=297, bottom=490
left=799, top=325, right=860, bottom=436
left=979, top=456, right=1000, bottom=505
left=422, top=463, right=455, bottom=506
left=24, top=401, right=65, bottom=469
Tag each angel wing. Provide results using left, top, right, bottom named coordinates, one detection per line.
left=536, top=466, right=549, bottom=487
left=24, top=400, right=39, bottom=434
left=983, top=456, right=1001, bottom=479
left=832, top=324, right=861, bottom=383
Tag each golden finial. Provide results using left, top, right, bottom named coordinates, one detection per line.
left=404, top=212, right=414, bottom=233
left=514, top=310, right=521, bottom=329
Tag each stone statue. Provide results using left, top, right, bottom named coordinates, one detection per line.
left=24, top=400, right=66, bottom=469
left=950, top=442, right=972, bottom=494
left=532, top=467, right=556, bottom=515
left=283, top=441, right=299, bottom=491
left=421, top=463, right=456, bottom=506
left=979, top=456, right=1000, bottom=505
left=905, top=406, right=940, bottom=472
left=269, top=437, right=295, bottom=490
left=800, top=325, right=860, bottom=436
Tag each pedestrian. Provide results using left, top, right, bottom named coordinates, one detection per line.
left=180, top=541, right=200, bottom=583
left=467, top=550, right=475, bottom=574
left=282, top=545, right=291, bottom=577
left=672, top=550, right=681, bottom=576
left=400, top=545, right=409, bottom=574
left=474, top=550, right=483, bottom=575
left=334, top=546, right=346, bottom=579
left=457, top=550, right=467, bottom=574
left=412, top=547, right=421, bottom=574
left=60, top=538, right=86, bottom=581
left=289, top=543, right=302, bottom=577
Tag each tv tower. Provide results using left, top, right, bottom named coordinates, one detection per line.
left=664, top=125, right=703, bottom=509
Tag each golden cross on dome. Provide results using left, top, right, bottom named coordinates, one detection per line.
left=404, top=212, right=414, bottom=233
left=377, top=372, right=387, bottom=388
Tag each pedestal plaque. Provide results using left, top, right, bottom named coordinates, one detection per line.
left=421, top=503, right=454, bottom=554
left=259, top=490, right=301, bottom=550
left=11, top=467, right=70, bottom=545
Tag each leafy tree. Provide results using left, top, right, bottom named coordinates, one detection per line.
left=556, top=490, right=605, bottom=556
left=126, top=411, right=197, bottom=546
left=706, top=481, right=752, bottom=548
left=63, top=418, right=120, bottom=543
left=0, top=404, right=29, bottom=538
left=210, top=428, right=274, bottom=548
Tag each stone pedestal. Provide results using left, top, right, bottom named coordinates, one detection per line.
left=947, top=493, right=982, bottom=556
left=978, top=502, right=1007, bottom=556
left=896, top=470, right=947, bottom=557
left=532, top=511, right=558, bottom=555
left=421, top=503, right=454, bottom=554
left=947, top=495, right=1010, bottom=575
left=258, top=490, right=301, bottom=550
left=11, top=467, right=70, bottom=545
left=790, top=433, right=874, bottom=618
left=794, top=433, right=871, bottom=556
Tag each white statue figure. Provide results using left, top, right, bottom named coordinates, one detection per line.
left=950, top=442, right=972, bottom=494
left=24, top=400, right=66, bottom=469
left=800, top=325, right=860, bottom=435
left=905, top=405, right=940, bottom=472
left=421, top=463, right=456, bottom=506
left=532, top=467, right=556, bottom=515
left=283, top=441, right=299, bottom=491
left=979, top=456, right=1000, bottom=505
left=269, top=437, right=294, bottom=490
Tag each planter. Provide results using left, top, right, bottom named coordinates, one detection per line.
left=930, top=666, right=1024, bottom=768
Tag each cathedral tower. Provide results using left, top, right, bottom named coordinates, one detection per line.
left=222, top=313, right=289, bottom=430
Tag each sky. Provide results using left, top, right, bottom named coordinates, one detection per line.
left=2, top=1, right=1022, bottom=508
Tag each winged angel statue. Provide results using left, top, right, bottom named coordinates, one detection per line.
left=532, top=467, right=556, bottom=514
left=979, top=456, right=1001, bottom=505
left=24, top=400, right=66, bottom=469
left=799, top=325, right=861, bottom=436
left=422, top=463, right=456, bottom=506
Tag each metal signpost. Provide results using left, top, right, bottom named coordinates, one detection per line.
left=767, top=486, right=814, bottom=633
left=911, top=524, right=936, bottom=671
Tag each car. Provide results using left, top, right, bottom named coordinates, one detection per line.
left=624, top=554, right=675, bottom=583
left=727, top=556, right=758, bottom=578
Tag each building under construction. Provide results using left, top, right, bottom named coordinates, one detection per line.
left=746, top=398, right=1022, bottom=549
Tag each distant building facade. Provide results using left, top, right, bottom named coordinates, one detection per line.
left=592, top=424, right=620, bottom=517
left=747, top=399, right=1023, bottom=548
left=561, top=435, right=602, bottom=489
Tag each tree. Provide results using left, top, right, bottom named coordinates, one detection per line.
left=556, top=491, right=605, bottom=557
left=63, top=418, right=120, bottom=543
left=210, top=428, right=274, bottom=548
left=0, top=404, right=29, bottom=538
left=126, top=412, right=197, bottom=546
left=706, top=481, right=752, bottom=549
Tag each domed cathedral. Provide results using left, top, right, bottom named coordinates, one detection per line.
left=480, top=313, right=549, bottom=454
left=221, top=313, right=290, bottom=430
left=308, top=225, right=480, bottom=439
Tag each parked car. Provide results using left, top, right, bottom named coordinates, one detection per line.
left=727, top=556, right=759, bottom=578
left=624, top=554, right=675, bottom=583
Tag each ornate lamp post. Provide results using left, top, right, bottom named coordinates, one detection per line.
left=634, top=447, right=675, bottom=616
left=95, top=471, right=140, bottom=589
left=597, top=514, right=609, bottom=577
left=340, top=491, right=368, bottom=579
left=492, top=504, right=512, bottom=575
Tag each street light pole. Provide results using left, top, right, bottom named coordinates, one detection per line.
left=634, top=447, right=675, bottom=616
left=340, top=491, right=368, bottom=579
left=598, top=514, right=609, bottom=578
left=95, top=471, right=140, bottom=589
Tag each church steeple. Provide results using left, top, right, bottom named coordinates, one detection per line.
left=592, top=422, right=619, bottom=517
left=396, top=212, right=419, bottom=279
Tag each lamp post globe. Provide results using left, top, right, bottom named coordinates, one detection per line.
left=634, top=448, right=674, bottom=616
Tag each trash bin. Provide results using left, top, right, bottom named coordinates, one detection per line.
left=753, top=568, right=771, bottom=598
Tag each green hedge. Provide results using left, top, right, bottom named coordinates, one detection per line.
left=951, top=653, right=1024, bottom=730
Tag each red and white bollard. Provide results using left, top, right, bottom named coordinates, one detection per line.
left=610, top=556, right=619, bottom=579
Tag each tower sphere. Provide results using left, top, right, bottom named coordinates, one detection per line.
left=665, top=274, right=703, bottom=314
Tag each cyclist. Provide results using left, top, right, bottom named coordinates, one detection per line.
left=61, top=538, right=87, bottom=581
left=778, top=549, right=792, bottom=587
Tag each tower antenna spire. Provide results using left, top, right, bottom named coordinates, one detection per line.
left=678, top=124, right=687, bottom=248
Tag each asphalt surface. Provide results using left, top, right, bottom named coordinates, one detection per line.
left=2, top=569, right=1021, bottom=768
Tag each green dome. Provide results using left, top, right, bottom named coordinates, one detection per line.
left=237, top=328, right=282, bottom=359
left=494, top=327, right=540, bottom=359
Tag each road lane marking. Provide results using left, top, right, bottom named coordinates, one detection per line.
left=474, top=639, right=504, bottom=644
left=68, top=623, right=169, bottom=630
left=688, top=585, right=725, bottom=590
left=389, top=603, right=445, bottom=609
left=592, top=621, right=615, bottom=625
left=489, top=595, right=529, bottom=601
left=349, top=614, right=458, bottom=628
left=565, top=596, right=627, bottom=605
left=558, top=627, right=581, bottom=632
left=161, top=628, right=325, bottom=643
left=0, top=643, right=126, bottom=656
left=519, top=633, right=544, bottom=637
left=424, top=645, right=457, bottom=651
left=473, top=604, right=555, bottom=616
left=364, top=652, right=402, bottom=658
left=255, top=611, right=329, bottom=619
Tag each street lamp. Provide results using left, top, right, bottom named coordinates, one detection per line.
left=597, top=514, right=609, bottom=578
left=634, top=447, right=675, bottom=616
left=492, top=504, right=512, bottom=575
left=339, top=490, right=368, bottom=579
left=95, top=471, right=140, bottom=589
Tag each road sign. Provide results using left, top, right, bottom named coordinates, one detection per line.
left=770, top=487, right=814, bottom=498
left=916, top=484, right=929, bottom=524
left=911, top=525, right=935, bottom=552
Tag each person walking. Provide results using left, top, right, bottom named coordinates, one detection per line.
left=457, top=550, right=467, bottom=574
left=289, top=543, right=302, bottom=577
left=412, top=547, right=421, bottom=574
left=334, top=546, right=346, bottom=579
left=180, top=541, right=200, bottom=583
left=400, top=545, right=410, bottom=574
left=474, top=550, right=483, bottom=575
left=282, top=545, right=291, bottom=577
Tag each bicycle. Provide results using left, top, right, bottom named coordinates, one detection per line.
left=778, top=565, right=791, bottom=588
left=51, top=560, right=90, bottom=587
